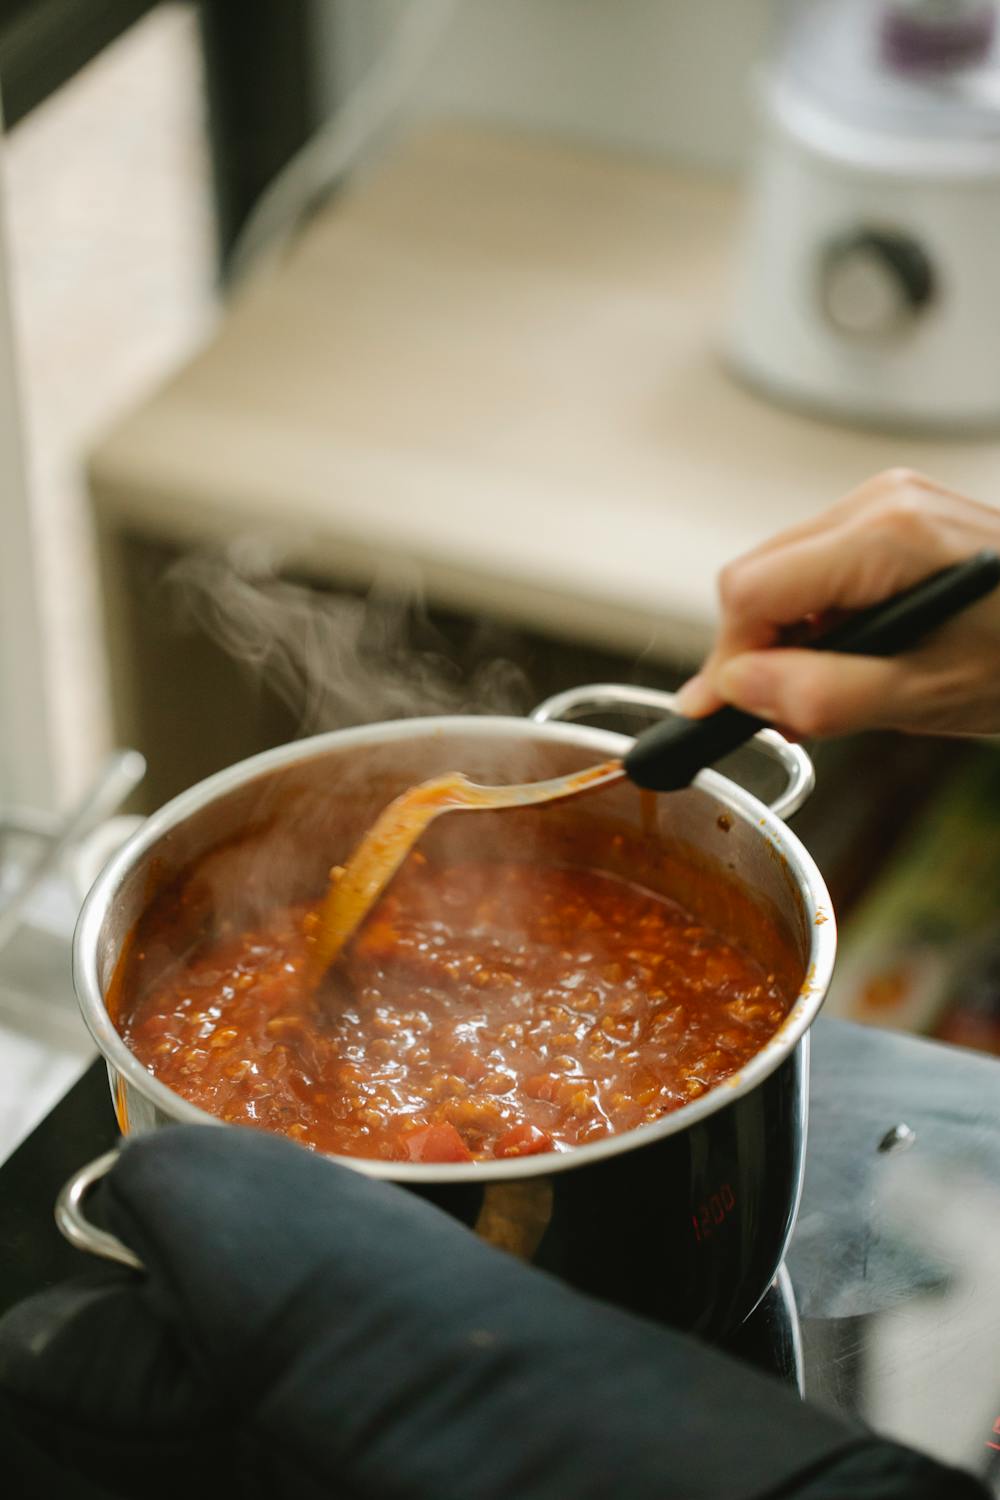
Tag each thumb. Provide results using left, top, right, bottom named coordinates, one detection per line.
left=715, top=649, right=906, bottom=738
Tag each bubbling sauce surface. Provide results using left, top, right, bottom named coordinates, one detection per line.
left=119, top=858, right=793, bottom=1162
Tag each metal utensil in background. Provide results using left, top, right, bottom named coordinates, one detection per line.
left=0, top=748, right=146, bottom=960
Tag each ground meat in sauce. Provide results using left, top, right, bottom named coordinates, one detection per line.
left=119, top=859, right=793, bottom=1162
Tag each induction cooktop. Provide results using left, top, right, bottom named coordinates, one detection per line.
left=738, top=1022, right=1000, bottom=1495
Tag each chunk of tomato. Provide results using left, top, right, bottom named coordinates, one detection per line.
left=402, top=1122, right=473, bottom=1163
left=494, top=1123, right=554, bottom=1159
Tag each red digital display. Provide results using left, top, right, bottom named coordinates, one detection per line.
left=691, top=1182, right=737, bottom=1244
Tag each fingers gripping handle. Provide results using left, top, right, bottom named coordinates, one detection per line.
left=623, top=550, right=1000, bottom=794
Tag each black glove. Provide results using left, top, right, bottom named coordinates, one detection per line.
left=0, top=1126, right=988, bottom=1500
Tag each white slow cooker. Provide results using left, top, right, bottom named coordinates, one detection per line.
left=727, top=0, right=1000, bottom=433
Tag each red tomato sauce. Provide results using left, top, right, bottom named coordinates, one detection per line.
left=118, top=858, right=793, bottom=1162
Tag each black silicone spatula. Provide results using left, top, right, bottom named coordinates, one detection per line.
left=623, top=549, right=1000, bottom=793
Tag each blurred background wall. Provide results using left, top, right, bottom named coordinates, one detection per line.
left=319, top=0, right=775, bottom=171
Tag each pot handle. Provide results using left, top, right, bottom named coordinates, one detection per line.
left=54, top=1150, right=144, bottom=1271
left=529, top=683, right=815, bottom=821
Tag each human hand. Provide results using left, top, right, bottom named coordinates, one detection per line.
left=677, top=470, right=1000, bottom=738
left=0, top=1127, right=987, bottom=1500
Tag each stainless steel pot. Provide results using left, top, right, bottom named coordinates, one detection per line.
left=65, top=686, right=836, bottom=1336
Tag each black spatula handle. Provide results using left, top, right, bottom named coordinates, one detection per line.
left=623, top=549, right=1000, bottom=793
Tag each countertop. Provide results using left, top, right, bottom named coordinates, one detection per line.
left=89, top=124, right=1000, bottom=667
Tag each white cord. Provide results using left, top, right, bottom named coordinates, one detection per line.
left=229, top=0, right=459, bottom=286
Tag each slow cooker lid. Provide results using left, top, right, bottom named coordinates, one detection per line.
left=776, top=0, right=1000, bottom=143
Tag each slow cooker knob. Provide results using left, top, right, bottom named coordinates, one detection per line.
left=818, top=229, right=936, bottom=339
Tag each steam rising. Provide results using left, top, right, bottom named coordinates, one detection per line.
left=165, top=549, right=532, bottom=732
left=147, top=549, right=577, bottom=959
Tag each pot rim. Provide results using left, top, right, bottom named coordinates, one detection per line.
left=73, top=715, right=837, bottom=1183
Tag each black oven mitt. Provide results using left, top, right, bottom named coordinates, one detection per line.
left=0, top=1126, right=989, bottom=1500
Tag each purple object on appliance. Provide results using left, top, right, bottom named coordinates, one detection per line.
left=881, top=2, right=997, bottom=71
